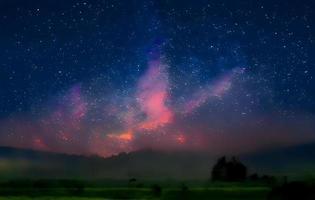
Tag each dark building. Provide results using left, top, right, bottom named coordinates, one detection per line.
left=212, top=156, right=247, bottom=182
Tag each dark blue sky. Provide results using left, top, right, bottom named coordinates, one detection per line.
left=0, top=0, right=314, bottom=156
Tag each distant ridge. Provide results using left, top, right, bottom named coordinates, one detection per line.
left=0, top=146, right=213, bottom=180
left=1, top=143, right=315, bottom=180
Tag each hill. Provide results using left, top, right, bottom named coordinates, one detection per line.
left=1, top=143, right=315, bottom=180
left=0, top=147, right=212, bottom=180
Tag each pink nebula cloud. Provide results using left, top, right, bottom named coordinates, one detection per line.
left=92, top=59, right=174, bottom=155
left=175, top=133, right=186, bottom=144
left=89, top=129, right=135, bottom=157
left=69, top=85, right=87, bottom=121
left=183, top=68, right=243, bottom=114
left=108, top=130, right=134, bottom=142
left=136, top=59, right=173, bottom=130
left=1, top=58, right=314, bottom=158
left=45, top=84, right=88, bottom=142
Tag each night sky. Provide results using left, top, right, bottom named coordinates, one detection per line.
left=0, top=0, right=314, bottom=157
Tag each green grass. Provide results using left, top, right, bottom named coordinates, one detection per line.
left=164, top=187, right=270, bottom=200
left=0, top=198, right=108, bottom=200
left=0, top=180, right=273, bottom=199
left=0, top=186, right=271, bottom=200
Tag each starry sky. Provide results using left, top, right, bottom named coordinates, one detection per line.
left=0, top=0, right=314, bottom=157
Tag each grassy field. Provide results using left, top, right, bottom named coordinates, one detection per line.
left=0, top=186, right=271, bottom=200
left=0, top=179, right=274, bottom=199
left=0, top=198, right=107, bottom=200
left=0, top=198, right=110, bottom=200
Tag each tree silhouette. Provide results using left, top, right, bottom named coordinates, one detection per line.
left=211, top=156, right=247, bottom=181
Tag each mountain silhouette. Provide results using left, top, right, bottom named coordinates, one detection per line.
left=1, top=143, right=315, bottom=179
left=0, top=147, right=212, bottom=179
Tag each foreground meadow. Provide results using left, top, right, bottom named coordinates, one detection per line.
left=0, top=185, right=271, bottom=200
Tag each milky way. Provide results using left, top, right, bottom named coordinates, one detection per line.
left=0, top=0, right=314, bottom=157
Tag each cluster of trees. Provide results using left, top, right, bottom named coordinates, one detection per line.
left=211, top=156, right=276, bottom=183
left=211, top=156, right=247, bottom=182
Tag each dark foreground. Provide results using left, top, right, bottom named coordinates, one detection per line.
left=0, top=179, right=315, bottom=200
left=0, top=187, right=270, bottom=200
left=0, top=179, right=271, bottom=200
